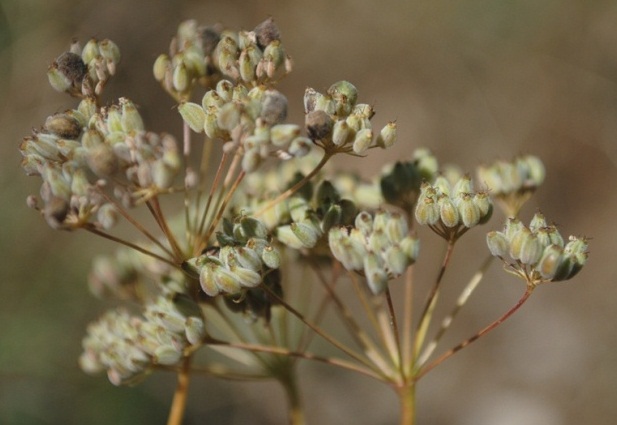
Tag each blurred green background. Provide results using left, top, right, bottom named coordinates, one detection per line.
left=1, top=0, right=616, bottom=424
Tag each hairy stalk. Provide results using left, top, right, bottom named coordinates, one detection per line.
left=416, top=286, right=535, bottom=379
left=417, top=255, right=494, bottom=367
left=166, top=356, right=192, bottom=425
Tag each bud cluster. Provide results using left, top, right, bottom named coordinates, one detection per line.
left=486, top=213, right=588, bottom=285
left=179, top=80, right=313, bottom=172
left=415, top=175, right=492, bottom=241
left=329, top=211, right=420, bottom=294
left=380, top=148, right=439, bottom=211
left=19, top=97, right=181, bottom=229
left=183, top=216, right=280, bottom=297
left=48, top=38, right=121, bottom=97
left=477, top=155, right=545, bottom=217
left=303, top=81, right=397, bottom=154
left=79, top=293, right=206, bottom=386
left=247, top=178, right=358, bottom=250
left=154, top=18, right=291, bottom=100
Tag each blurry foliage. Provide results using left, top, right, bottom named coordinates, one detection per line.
left=1, top=0, right=616, bottom=424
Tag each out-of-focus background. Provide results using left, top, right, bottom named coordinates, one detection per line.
left=1, top=0, right=616, bottom=424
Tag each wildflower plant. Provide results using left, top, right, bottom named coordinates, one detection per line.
left=19, top=17, right=590, bottom=425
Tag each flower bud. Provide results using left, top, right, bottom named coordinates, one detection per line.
left=172, top=61, right=190, bottom=93
left=260, top=89, right=288, bottom=125
left=529, top=212, right=548, bottom=233
left=328, top=81, right=358, bottom=116
left=486, top=231, right=508, bottom=257
left=276, top=225, right=304, bottom=249
left=305, top=110, right=333, bottom=141
left=457, top=193, right=480, bottom=228
left=254, top=17, right=281, bottom=49
left=400, top=235, right=420, bottom=261
left=384, top=245, right=409, bottom=275
left=45, top=113, right=82, bottom=139
left=508, top=226, right=531, bottom=261
left=179, top=102, right=206, bottom=133
left=536, top=245, right=563, bottom=280
left=86, top=144, right=117, bottom=177
left=120, top=99, right=144, bottom=132
left=153, top=54, right=170, bottom=82
left=261, top=245, right=281, bottom=269
left=154, top=345, right=183, bottom=366
left=352, top=128, right=372, bottom=155
left=439, top=196, right=459, bottom=228
left=385, top=212, right=408, bottom=243
left=355, top=211, right=373, bottom=236
left=415, top=195, right=439, bottom=226
left=217, top=102, right=242, bottom=131
left=230, top=266, right=261, bottom=288
left=377, top=121, right=397, bottom=148
left=99, top=39, right=121, bottom=69
left=321, top=204, right=342, bottom=233
left=271, top=124, right=301, bottom=147
left=519, top=233, right=542, bottom=266
left=185, top=317, right=206, bottom=345
left=291, top=221, right=321, bottom=248
left=332, top=119, right=353, bottom=147
left=51, top=51, right=87, bottom=90
left=364, top=252, right=388, bottom=295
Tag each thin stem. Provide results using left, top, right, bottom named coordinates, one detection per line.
left=148, top=197, right=184, bottom=260
left=278, top=368, right=305, bottom=425
left=416, top=286, right=534, bottom=380
left=196, top=151, right=229, bottom=243
left=417, top=255, right=494, bottom=367
left=95, top=188, right=175, bottom=258
left=413, top=241, right=455, bottom=358
left=207, top=338, right=383, bottom=381
left=308, top=260, right=393, bottom=377
left=84, top=226, right=178, bottom=268
left=254, top=151, right=333, bottom=217
left=402, top=266, right=415, bottom=376
left=260, top=282, right=386, bottom=377
left=199, top=169, right=246, bottom=252
left=166, top=356, right=191, bottom=425
left=384, top=287, right=405, bottom=378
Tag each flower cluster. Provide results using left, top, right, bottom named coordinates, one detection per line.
left=48, top=38, right=121, bottom=97
left=486, top=212, right=588, bottom=285
left=20, top=96, right=181, bottom=230
left=79, top=293, right=205, bottom=386
left=415, top=175, right=492, bottom=241
left=183, top=216, right=280, bottom=297
left=477, top=155, right=545, bottom=217
left=179, top=80, right=312, bottom=172
left=304, top=81, right=397, bottom=155
left=329, top=211, right=420, bottom=294
left=154, top=18, right=291, bottom=100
